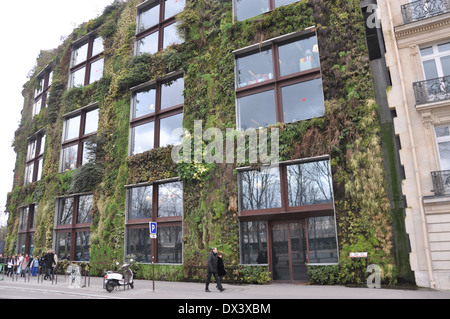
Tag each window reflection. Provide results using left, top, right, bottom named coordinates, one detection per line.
left=64, top=116, right=81, bottom=141
left=62, top=145, right=78, bottom=172
left=236, top=49, right=273, bottom=88
left=237, top=90, right=277, bottom=130
left=135, top=88, right=156, bottom=118
left=128, top=185, right=153, bottom=220
left=160, top=113, right=183, bottom=147
left=281, top=78, right=325, bottom=124
left=84, top=109, right=99, bottom=135
left=75, top=231, right=91, bottom=261
left=278, top=35, right=319, bottom=77
left=89, top=58, right=104, bottom=84
left=307, top=216, right=338, bottom=263
left=287, top=160, right=333, bottom=207
left=240, top=167, right=281, bottom=210
left=132, top=122, right=155, bottom=154
left=127, top=228, right=152, bottom=263
left=241, top=221, right=267, bottom=264
left=58, top=197, right=74, bottom=225
left=137, top=31, right=159, bottom=55
left=163, top=22, right=183, bottom=49
left=77, top=195, right=93, bottom=224
left=139, top=2, right=160, bottom=32
left=157, top=226, right=182, bottom=263
left=157, top=181, right=183, bottom=217
left=56, top=232, right=71, bottom=260
left=164, top=0, right=185, bottom=19
left=235, top=0, right=269, bottom=21
left=161, top=77, right=184, bottom=109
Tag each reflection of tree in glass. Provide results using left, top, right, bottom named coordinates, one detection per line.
left=287, top=160, right=333, bottom=207
left=240, top=168, right=281, bottom=210
left=129, top=186, right=153, bottom=219
left=59, top=198, right=74, bottom=225
left=158, top=182, right=183, bottom=217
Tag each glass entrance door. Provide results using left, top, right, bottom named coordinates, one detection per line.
left=271, top=221, right=307, bottom=282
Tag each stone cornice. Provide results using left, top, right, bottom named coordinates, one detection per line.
left=394, top=13, right=450, bottom=42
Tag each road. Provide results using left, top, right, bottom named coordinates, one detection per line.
left=1, top=275, right=449, bottom=300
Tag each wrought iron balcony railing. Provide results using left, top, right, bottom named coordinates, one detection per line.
left=431, top=170, right=450, bottom=196
left=401, top=0, right=450, bottom=24
left=413, top=75, right=450, bottom=105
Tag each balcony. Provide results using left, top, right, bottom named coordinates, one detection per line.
left=431, top=170, right=450, bottom=196
left=413, top=75, right=450, bottom=105
left=401, top=0, right=450, bottom=24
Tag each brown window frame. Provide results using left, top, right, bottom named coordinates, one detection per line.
left=17, top=204, right=37, bottom=254
left=234, top=30, right=323, bottom=130
left=125, top=179, right=183, bottom=264
left=234, top=0, right=299, bottom=21
left=33, top=65, right=53, bottom=116
left=135, top=0, right=185, bottom=55
left=54, top=194, right=93, bottom=262
left=238, top=158, right=335, bottom=221
left=60, top=104, right=99, bottom=173
left=25, top=130, right=46, bottom=185
left=69, top=34, right=104, bottom=88
left=130, top=74, right=184, bottom=156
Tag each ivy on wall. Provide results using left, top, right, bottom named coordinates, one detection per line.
left=6, top=0, right=399, bottom=285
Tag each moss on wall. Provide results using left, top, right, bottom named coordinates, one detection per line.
left=6, top=0, right=403, bottom=285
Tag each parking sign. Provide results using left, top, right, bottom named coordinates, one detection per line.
left=149, top=222, right=157, bottom=238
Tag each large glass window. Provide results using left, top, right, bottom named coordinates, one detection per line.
left=33, top=66, right=53, bottom=116
left=69, top=35, right=104, bottom=88
left=17, top=204, right=37, bottom=255
left=241, top=221, right=268, bottom=264
left=61, top=106, right=99, bottom=172
left=126, top=180, right=183, bottom=264
left=54, top=194, right=93, bottom=262
left=130, top=75, right=184, bottom=155
left=239, top=159, right=334, bottom=214
left=136, top=0, right=185, bottom=55
left=235, top=32, right=323, bottom=130
left=234, top=0, right=299, bottom=21
left=239, top=167, right=281, bottom=210
left=435, top=124, right=450, bottom=170
left=420, top=41, right=450, bottom=80
left=307, top=216, right=338, bottom=264
left=25, top=131, right=46, bottom=185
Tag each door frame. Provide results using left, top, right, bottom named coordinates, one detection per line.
left=268, top=219, right=309, bottom=283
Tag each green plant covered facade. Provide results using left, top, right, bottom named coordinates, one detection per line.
left=6, top=0, right=407, bottom=285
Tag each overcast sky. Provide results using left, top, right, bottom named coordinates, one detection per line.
left=0, top=0, right=116, bottom=226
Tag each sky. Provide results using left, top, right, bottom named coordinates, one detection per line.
left=0, top=0, right=116, bottom=226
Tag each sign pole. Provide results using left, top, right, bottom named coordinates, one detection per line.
left=149, top=222, right=157, bottom=292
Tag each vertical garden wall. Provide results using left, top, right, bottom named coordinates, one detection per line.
left=6, top=0, right=401, bottom=285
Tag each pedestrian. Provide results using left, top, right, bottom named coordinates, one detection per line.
left=6, top=257, right=14, bottom=277
left=217, top=252, right=226, bottom=284
left=205, top=247, right=224, bottom=292
left=32, top=256, right=39, bottom=276
left=44, top=249, right=54, bottom=280
left=19, top=254, right=28, bottom=277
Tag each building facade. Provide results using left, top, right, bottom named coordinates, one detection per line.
left=378, top=0, right=450, bottom=289
left=6, top=0, right=404, bottom=285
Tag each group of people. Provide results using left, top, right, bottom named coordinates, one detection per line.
left=0, top=250, right=58, bottom=280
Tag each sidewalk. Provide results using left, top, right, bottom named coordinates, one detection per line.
left=1, top=274, right=450, bottom=299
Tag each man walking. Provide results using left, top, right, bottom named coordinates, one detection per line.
left=205, top=247, right=224, bottom=292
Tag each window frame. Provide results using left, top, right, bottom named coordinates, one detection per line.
left=69, top=32, right=104, bottom=88
left=420, top=41, right=450, bottom=80
left=233, top=0, right=299, bottom=22
left=54, top=193, right=94, bottom=262
left=135, top=0, right=185, bottom=55
left=33, top=64, right=53, bottom=116
left=233, top=29, right=324, bottom=130
left=25, top=130, right=46, bottom=185
left=129, top=72, right=184, bottom=156
left=60, top=103, right=99, bottom=173
left=125, top=178, right=183, bottom=264
left=17, top=204, right=37, bottom=254
left=237, top=156, right=335, bottom=219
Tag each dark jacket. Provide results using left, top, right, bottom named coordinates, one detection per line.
left=207, top=252, right=218, bottom=273
left=217, top=257, right=226, bottom=277
left=45, top=253, right=54, bottom=268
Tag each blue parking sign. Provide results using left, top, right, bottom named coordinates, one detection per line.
left=149, top=222, right=157, bottom=238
